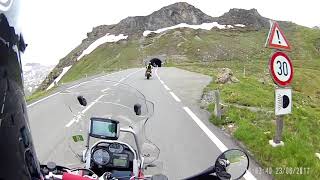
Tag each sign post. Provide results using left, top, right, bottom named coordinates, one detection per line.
left=265, top=21, right=293, bottom=147
left=274, top=115, right=284, bottom=145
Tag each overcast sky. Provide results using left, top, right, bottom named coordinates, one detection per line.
left=20, top=0, right=320, bottom=65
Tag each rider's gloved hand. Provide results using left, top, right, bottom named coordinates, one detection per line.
left=215, top=165, right=231, bottom=180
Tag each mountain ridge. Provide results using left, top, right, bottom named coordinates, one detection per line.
left=38, top=2, right=297, bottom=91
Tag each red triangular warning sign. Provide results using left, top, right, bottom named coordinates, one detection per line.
left=266, top=21, right=291, bottom=51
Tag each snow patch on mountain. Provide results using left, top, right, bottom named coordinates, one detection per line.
left=77, top=33, right=128, bottom=60
left=235, top=24, right=246, bottom=27
left=46, top=65, right=72, bottom=90
left=143, top=22, right=245, bottom=36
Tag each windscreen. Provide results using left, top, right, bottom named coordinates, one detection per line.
left=60, top=80, right=159, bottom=167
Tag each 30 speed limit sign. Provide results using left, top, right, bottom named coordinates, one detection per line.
left=269, top=51, right=294, bottom=86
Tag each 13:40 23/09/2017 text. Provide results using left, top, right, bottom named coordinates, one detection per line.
left=250, top=167, right=310, bottom=175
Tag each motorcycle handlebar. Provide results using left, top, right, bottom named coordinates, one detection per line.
left=45, top=172, right=168, bottom=180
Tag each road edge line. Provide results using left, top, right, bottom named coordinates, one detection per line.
left=65, top=69, right=142, bottom=127
left=27, top=69, right=142, bottom=108
left=27, top=92, right=60, bottom=108
left=183, top=106, right=256, bottom=180
left=169, top=92, right=181, bottom=102
left=65, top=94, right=106, bottom=127
left=163, top=84, right=170, bottom=91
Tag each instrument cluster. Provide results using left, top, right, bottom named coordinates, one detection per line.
left=91, top=142, right=132, bottom=169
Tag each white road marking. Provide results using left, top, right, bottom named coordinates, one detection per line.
left=169, top=92, right=181, bottom=102
left=82, top=94, right=104, bottom=113
left=27, top=92, right=60, bottom=108
left=27, top=69, right=143, bottom=108
left=155, top=68, right=256, bottom=180
left=65, top=69, right=142, bottom=128
left=93, top=70, right=122, bottom=80
left=243, top=171, right=257, bottom=180
left=113, top=69, right=143, bottom=86
left=155, top=68, right=169, bottom=88
left=155, top=67, right=161, bottom=80
left=101, top=88, right=110, bottom=92
left=67, top=81, right=89, bottom=90
left=65, top=94, right=105, bottom=127
left=124, top=69, right=143, bottom=79
left=65, top=118, right=76, bottom=128
left=183, top=107, right=228, bottom=151
left=183, top=107, right=256, bottom=180
left=163, top=84, right=170, bottom=91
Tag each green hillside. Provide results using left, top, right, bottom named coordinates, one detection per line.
left=59, top=24, right=320, bottom=179
left=61, top=23, right=320, bottom=82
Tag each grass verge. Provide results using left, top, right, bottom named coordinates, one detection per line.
left=174, top=59, right=320, bottom=179
left=26, top=88, right=56, bottom=103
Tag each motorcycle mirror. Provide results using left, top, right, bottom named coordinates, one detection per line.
left=77, top=96, right=87, bottom=106
left=134, top=103, right=141, bottom=115
left=215, top=149, right=249, bottom=180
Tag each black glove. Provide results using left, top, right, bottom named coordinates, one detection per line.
left=215, top=166, right=231, bottom=180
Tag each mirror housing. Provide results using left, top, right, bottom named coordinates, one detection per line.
left=215, top=149, right=249, bottom=180
left=77, top=96, right=87, bottom=106
left=134, top=103, right=141, bottom=115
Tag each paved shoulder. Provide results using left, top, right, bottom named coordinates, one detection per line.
left=156, top=67, right=212, bottom=106
left=156, top=67, right=271, bottom=180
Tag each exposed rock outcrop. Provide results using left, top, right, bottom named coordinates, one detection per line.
left=215, top=68, right=239, bottom=84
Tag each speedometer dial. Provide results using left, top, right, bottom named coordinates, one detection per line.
left=92, top=149, right=110, bottom=165
left=108, top=143, right=124, bottom=153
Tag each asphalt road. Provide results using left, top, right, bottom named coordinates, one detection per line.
left=28, top=67, right=271, bottom=180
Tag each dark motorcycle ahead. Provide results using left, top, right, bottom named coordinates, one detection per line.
left=145, top=70, right=152, bottom=79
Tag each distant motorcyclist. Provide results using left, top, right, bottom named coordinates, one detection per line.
left=146, top=62, right=153, bottom=72
left=145, top=62, right=153, bottom=78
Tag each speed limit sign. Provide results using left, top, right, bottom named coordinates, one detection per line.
left=269, top=51, right=294, bottom=86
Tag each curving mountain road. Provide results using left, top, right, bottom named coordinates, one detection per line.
left=27, top=67, right=271, bottom=180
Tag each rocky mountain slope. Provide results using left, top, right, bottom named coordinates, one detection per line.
left=23, top=63, right=54, bottom=96
left=217, top=8, right=269, bottom=29
left=37, top=2, right=316, bottom=91
left=38, top=2, right=272, bottom=91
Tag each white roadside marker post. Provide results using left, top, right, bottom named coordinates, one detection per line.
left=265, top=21, right=293, bottom=147
left=214, top=90, right=221, bottom=120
